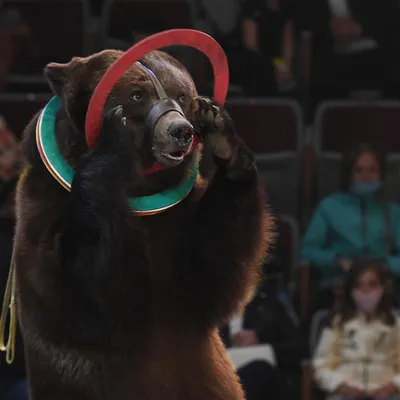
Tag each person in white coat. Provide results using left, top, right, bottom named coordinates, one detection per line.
left=313, top=259, right=400, bottom=400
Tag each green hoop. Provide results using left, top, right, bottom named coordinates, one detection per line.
left=36, top=96, right=198, bottom=216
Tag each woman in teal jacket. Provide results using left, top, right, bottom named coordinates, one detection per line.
left=301, top=143, right=400, bottom=291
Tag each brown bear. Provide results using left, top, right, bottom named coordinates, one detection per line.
left=14, top=49, right=271, bottom=400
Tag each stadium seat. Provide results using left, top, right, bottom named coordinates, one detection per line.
left=226, top=98, right=304, bottom=217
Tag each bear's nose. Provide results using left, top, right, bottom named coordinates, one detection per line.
left=168, top=119, right=194, bottom=145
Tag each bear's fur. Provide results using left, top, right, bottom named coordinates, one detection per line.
left=14, top=49, right=272, bottom=400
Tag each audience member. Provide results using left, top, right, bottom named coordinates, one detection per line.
left=0, top=7, right=38, bottom=91
left=189, top=0, right=242, bottom=54
left=240, top=0, right=296, bottom=96
left=187, top=0, right=244, bottom=89
left=313, top=259, right=400, bottom=400
left=220, top=233, right=302, bottom=400
left=221, top=310, right=282, bottom=399
left=301, top=143, right=400, bottom=311
left=89, top=0, right=104, bottom=17
left=302, top=0, right=400, bottom=111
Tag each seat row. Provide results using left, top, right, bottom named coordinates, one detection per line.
left=3, top=94, right=400, bottom=221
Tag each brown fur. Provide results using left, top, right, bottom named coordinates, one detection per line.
left=14, top=49, right=272, bottom=400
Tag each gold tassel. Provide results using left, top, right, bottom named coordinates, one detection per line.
left=0, top=255, right=16, bottom=364
left=0, top=165, right=30, bottom=364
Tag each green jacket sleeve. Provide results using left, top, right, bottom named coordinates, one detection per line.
left=300, top=201, right=337, bottom=274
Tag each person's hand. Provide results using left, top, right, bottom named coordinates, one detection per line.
left=233, top=330, right=259, bottom=347
left=273, top=59, right=295, bottom=91
left=331, top=17, right=361, bottom=44
left=338, top=258, right=353, bottom=272
left=370, top=383, right=398, bottom=399
left=275, top=68, right=293, bottom=86
left=337, top=383, right=366, bottom=398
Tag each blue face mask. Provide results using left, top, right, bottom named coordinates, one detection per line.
left=351, top=181, right=381, bottom=197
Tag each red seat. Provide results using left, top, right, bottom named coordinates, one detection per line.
left=3, top=0, right=90, bottom=63
left=0, top=94, right=51, bottom=138
left=226, top=98, right=302, bottom=154
left=225, top=99, right=304, bottom=218
left=103, top=0, right=191, bottom=43
left=315, top=100, right=400, bottom=154
left=313, top=101, right=400, bottom=201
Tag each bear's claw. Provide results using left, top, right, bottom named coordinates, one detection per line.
left=193, top=96, right=226, bottom=134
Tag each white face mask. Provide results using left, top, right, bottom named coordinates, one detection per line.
left=352, top=289, right=383, bottom=313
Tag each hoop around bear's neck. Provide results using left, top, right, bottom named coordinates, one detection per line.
left=36, top=96, right=199, bottom=216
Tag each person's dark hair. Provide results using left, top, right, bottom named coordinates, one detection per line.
left=335, top=259, right=395, bottom=327
left=340, top=142, right=386, bottom=191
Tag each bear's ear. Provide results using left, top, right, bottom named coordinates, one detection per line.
left=44, top=62, right=71, bottom=97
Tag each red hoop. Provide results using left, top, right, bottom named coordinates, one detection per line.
left=85, top=29, right=230, bottom=153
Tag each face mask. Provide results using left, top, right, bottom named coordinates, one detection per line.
left=351, top=181, right=381, bottom=197
left=352, top=289, right=383, bottom=313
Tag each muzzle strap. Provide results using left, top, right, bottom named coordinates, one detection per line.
left=146, top=98, right=186, bottom=132
left=136, top=61, right=186, bottom=132
left=136, top=61, right=168, bottom=99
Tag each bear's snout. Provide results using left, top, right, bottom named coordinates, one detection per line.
left=152, top=111, right=194, bottom=166
left=168, top=119, right=194, bottom=147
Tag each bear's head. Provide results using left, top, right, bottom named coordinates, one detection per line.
left=43, top=49, right=200, bottom=194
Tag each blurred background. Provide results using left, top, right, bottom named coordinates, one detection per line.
left=2, top=1, right=400, bottom=400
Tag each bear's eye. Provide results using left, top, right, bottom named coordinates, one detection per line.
left=131, top=90, right=143, bottom=102
left=178, top=94, right=185, bottom=104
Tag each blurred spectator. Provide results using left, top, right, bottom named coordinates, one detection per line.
left=0, top=3, right=47, bottom=94
left=313, top=259, right=400, bottom=400
left=0, top=117, right=26, bottom=399
left=0, top=7, right=39, bottom=91
left=189, top=0, right=242, bottom=50
left=220, top=220, right=302, bottom=399
left=303, top=0, right=400, bottom=110
left=90, top=0, right=104, bottom=17
left=220, top=274, right=301, bottom=399
left=221, top=308, right=282, bottom=399
left=240, top=0, right=296, bottom=96
left=221, top=273, right=301, bottom=361
left=301, top=143, right=400, bottom=310
left=188, top=0, right=244, bottom=89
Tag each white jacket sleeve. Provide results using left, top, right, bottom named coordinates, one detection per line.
left=391, top=316, right=400, bottom=390
left=312, top=327, right=345, bottom=393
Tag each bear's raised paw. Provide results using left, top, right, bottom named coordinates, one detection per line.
left=192, top=96, right=235, bottom=161
left=96, top=105, right=129, bottom=153
left=81, top=105, right=137, bottom=182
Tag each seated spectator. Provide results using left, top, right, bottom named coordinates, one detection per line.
left=0, top=7, right=36, bottom=91
left=221, top=313, right=281, bottom=400
left=220, top=243, right=302, bottom=400
left=313, top=259, right=400, bottom=400
left=0, top=5, right=46, bottom=93
left=301, top=143, right=400, bottom=310
left=241, top=0, right=296, bottom=96
left=302, top=0, right=400, bottom=111
left=187, top=0, right=243, bottom=90
left=89, top=0, right=104, bottom=16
